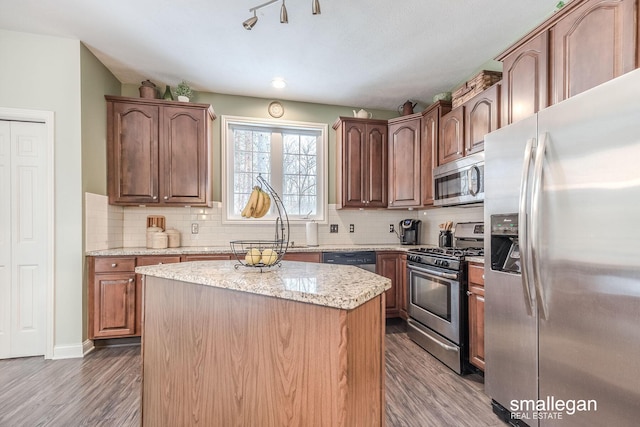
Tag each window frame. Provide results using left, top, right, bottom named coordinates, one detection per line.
left=221, top=115, right=328, bottom=224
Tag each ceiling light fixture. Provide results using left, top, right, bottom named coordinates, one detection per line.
left=272, top=78, right=287, bottom=88
left=243, top=0, right=321, bottom=30
left=243, top=11, right=258, bottom=30
left=280, top=0, right=288, bottom=23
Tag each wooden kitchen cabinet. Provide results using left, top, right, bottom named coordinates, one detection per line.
left=106, top=96, right=215, bottom=207
left=376, top=251, right=404, bottom=318
left=464, top=83, right=500, bottom=156
left=181, top=254, right=233, bottom=261
left=550, top=0, right=638, bottom=104
left=500, top=31, right=548, bottom=126
left=88, top=257, right=137, bottom=339
left=282, top=252, right=322, bottom=262
left=438, top=105, right=465, bottom=166
left=135, top=256, right=181, bottom=335
left=421, top=101, right=451, bottom=206
left=467, top=262, right=485, bottom=371
left=498, top=0, right=640, bottom=125
left=388, top=113, right=421, bottom=208
left=334, top=117, right=388, bottom=209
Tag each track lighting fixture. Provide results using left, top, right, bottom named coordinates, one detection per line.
left=242, top=0, right=321, bottom=30
left=280, top=0, right=288, bottom=23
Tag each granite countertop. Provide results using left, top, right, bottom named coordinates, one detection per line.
left=86, top=244, right=435, bottom=257
left=466, top=256, right=485, bottom=264
left=136, top=260, right=391, bottom=310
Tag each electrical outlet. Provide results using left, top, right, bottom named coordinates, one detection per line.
left=389, top=224, right=395, bottom=233
left=191, top=223, right=199, bottom=234
left=330, top=224, right=339, bottom=233
left=349, top=224, right=355, bottom=233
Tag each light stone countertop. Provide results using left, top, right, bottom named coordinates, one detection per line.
left=136, top=260, right=392, bottom=310
left=86, top=244, right=435, bottom=257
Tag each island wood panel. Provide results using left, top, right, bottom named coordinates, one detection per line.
left=142, top=277, right=385, bottom=427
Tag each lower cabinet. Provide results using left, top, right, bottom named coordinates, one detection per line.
left=282, top=252, right=322, bottom=262
left=467, top=262, right=485, bottom=371
left=88, top=257, right=137, bottom=339
left=376, top=251, right=406, bottom=319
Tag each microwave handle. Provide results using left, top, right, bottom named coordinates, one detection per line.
left=467, top=166, right=481, bottom=196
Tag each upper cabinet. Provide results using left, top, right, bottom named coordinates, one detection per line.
left=499, top=0, right=640, bottom=125
left=501, top=32, right=548, bottom=126
left=421, top=101, right=451, bottom=206
left=438, top=105, right=465, bottom=166
left=388, top=113, right=421, bottom=208
left=334, top=117, right=388, bottom=209
left=106, top=96, right=215, bottom=206
left=550, top=0, right=638, bottom=103
left=464, top=83, right=500, bottom=156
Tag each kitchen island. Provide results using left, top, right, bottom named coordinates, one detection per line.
left=135, top=260, right=391, bottom=427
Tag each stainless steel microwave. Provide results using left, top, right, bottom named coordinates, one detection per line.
left=433, top=152, right=484, bottom=207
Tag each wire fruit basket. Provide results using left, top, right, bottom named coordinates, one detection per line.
left=230, top=175, right=289, bottom=271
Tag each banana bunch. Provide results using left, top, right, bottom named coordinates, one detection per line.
left=241, top=186, right=271, bottom=218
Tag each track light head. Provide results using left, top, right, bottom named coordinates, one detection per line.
left=243, top=12, right=258, bottom=30
left=312, top=0, right=321, bottom=15
left=280, top=0, right=288, bottom=23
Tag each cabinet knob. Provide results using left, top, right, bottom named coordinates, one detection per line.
left=152, top=196, right=158, bottom=200
left=111, top=263, right=117, bottom=268
left=466, top=291, right=472, bottom=296
left=482, top=274, right=485, bottom=280
left=164, top=196, right=169, bottom=200
left=389, top=200, right=393, bottom=204
left=128, top=278, right=134, bottom=283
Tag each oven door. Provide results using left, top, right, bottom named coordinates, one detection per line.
left=407, top=262, right=461, bottom=344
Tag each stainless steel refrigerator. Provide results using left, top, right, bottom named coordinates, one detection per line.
left=484, top=68, right=640, bottom=426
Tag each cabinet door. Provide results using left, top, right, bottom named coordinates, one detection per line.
left=464, top=84, right=500, bottom=155
left=467, top=263, right=485, bottom=371
left=388, top=117, right=421, bottom=208
left=501, top=31, right=549, bottom=126
left=161, top=107, right=209, bottom=205
left=108, top=102, right=159, bottom=204
left=281, top=252, right=322, bottom=262
left=438, top=106, right=465, bottom=165
left=421, top=102, right=450, bottom=206
left=135, top=256, right=181, bottom=335
left=376, top=252, right=401, bottom=318
left=92, top=273, right=136, bottom=338
left=399, top=254, right=408, bottom=320
left=366, top=123, right=388, bottom=208
left=551, top=0, right=637, bottom=104
left=342, top=122, right=367, bottom=207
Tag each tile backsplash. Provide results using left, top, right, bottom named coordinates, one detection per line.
left=84, top=192, right=483, bottom=251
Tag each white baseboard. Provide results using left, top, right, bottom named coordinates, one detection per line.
left=52, top=342, right=85, bottom=359
left=83, top=339, right=95, bottom=356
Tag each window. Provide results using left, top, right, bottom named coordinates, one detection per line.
left=222, top=116, right=327, bottom=223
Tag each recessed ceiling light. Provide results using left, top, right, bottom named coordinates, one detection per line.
left=272, top=78, right=286, bottom=89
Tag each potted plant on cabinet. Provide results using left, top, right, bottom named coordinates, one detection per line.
left=175, top=81, right=194, bottom=102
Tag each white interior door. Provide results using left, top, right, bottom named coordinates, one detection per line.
left=0, top=120, right=48, bottom=359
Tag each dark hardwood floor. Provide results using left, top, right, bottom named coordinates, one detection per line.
left=0, top=320, right=502, bottom=426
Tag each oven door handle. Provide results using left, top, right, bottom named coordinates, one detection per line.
left=419, top=327, right=458, bottom=352
left=408, top=264, right=458, bottom=280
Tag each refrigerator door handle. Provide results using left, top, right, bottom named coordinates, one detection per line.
left=531, top=132, right=549, bottom=320
left=519, top=137, right=536, bottom=316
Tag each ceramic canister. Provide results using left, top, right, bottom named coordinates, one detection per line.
left=146, top=226, right=163, bottom=248
left=151, top=231, right=168, bottom=249
left=165, top=228, right=181, bottom=248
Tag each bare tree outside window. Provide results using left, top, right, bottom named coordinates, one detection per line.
left=223, top=117, right=326, bottom=222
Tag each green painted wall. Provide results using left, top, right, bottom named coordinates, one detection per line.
left=122, top=84, right=398, bottom=204
left=0, top=29, right=84, bottom=352
left=80, top=44, right=121, bottom=340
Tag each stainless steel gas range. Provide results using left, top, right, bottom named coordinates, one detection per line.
left=406, top=222, right=484, bottom=374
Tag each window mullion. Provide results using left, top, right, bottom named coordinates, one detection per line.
left=270, top=131, right=284, bottom=199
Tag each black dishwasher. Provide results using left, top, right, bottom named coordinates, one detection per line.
left=321, top=251, right=377, bottom=273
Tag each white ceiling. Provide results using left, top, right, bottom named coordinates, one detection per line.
left=0, top=0, right=561, bottom=111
